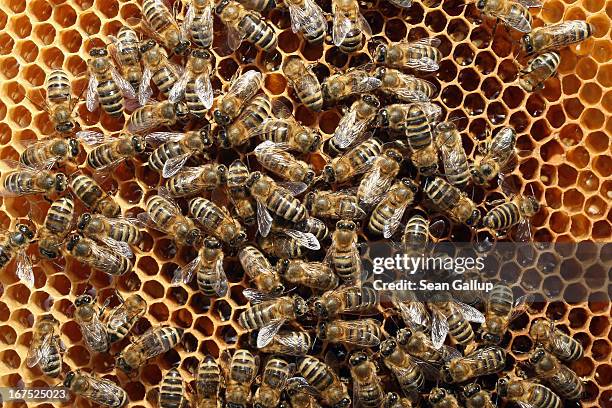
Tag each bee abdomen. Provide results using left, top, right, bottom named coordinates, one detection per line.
left=185, top=80, right=207, bottom=117
left=241, top=15, right=277, bottom=51
left=149, top=142, right=184, bottom=172
left=190, top=11, right=214, bottom=48
left=340, top=28, right=362, bottom=53
left=88, top=144, right=120, bottom=169
left=47, top=70, right=71, bottom=103
left=41, top=347, right=61, bottom=377
left=108, top=223, right=141, bottom=244
left=153, top=67, right=179, bottom=97
left=159, top=369, right=187, bottom=408
left=425, top=178, right=459, bottom=212
left=530, top=384, right=562, bottom=408
left=97, top=80, right=124, bottom=117
left=488, top=284, right=514, bottom=316
left=448, top=312, right=474, bottom=344
left=45, top=197, right=74, bottom=234
left=268, top=191, right=307, bottom=223
left=483, top=202, right=520, bottom=230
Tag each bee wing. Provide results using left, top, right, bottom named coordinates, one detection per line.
left=256, top=201, right=273, bottom=237
left=417, top=102, right=442, bottom=122
left=498, top=10, right=532, bottom=33
left=332, top=13, right=352, bottom=46
left=90, top=242, right=127, bottom=274
left=138, top=68, right=154, bottom=106
left=26, top=331, right=51, bottom=368
left=100, top=236, right=134, bottom=258
left=169, top=71, right=192, bottom=103
left=405, top=56, right=440, bottom=72
left=430, top=309, right=449, bottom=349
left=80, top=377, right=125, bottom=407
left=455, top=301, right=486, bottom=323
left=86, top=75, right=100, bottom=112
left=350, top=73, right=382, bottom=94
left=17, top=251, right=34, bottom=288
left=227, top=70, right=262, bottom=101
left=509, top=294, right=534, bottom=322
left=282, top=229, right=320, bottom=250
left=79, top=316, right=109, bottom=352
left=136, top=212, right=163, bottom=232
left=338, top=321, right=381, bottom=346
left=181, top=3, right=195, bottom=39
left=394, top=299, right=431, bottom=330
left=212, top=256, right=229, bottom=297
left=110, top=66, right=136, bottom=99
left=277, top=181, right=308, bottom=195
left=172, top=255, right=200, bottom=285
left=411, top=37, right=442, bottom=47
left=106, top=305, right=129, bottom=332
left=513, top=218, right=533, bottom=243
left=145, top=131, right=186, bottom=145
left=515, top=0, right=542, bottom=8
left=290, top=0, right=326, bottom=35
left=357, top=12, right=372, bottom=36
left=393, top=86, right=432, bottom=103
left=441, top=147, right=467, bottom=177
left=243, top=288, right=275, bottom=304
left=359, top=166, right=390, bottom=207
left=226, top=25, right=244, bottom=51
left=194, top=75, right=214, bottom=109
left=383, top=198, right=411, bottom=239
left=162, top=152, right=192, bottom=178
left=333, top=109, right=367, bottom=149
left=76, top=130, right=107, bottom=146
left=257, top=319, right=286, bottom=348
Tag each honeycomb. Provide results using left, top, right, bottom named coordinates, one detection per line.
left=0, top=0, right=610, bottom=406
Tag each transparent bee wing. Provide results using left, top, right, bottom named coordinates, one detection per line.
left=455, top=301, right=486, bottom=323
left=430, top=309, right=449, bottom=349
left=201, top=5, right=214, bottom=38
left=243, top=288, right=275, bottom=304
left=334, top=110, right=371, bottom=150
left=194, top=75, right=214, bottom=109
left=90, top=242, right=127, bottom=275
left=359, top=165, right=392, bottom=207
left=136, top=212, right=162, bottom=232
left=499, top=11, right=532, bottom=33
left=411, top=37, right=442, bottom=47
left=226, top=25, right=245, bottom=51
left=169, top=71, right=191, bottom=103
left=81, top=377, right=125, bottom=407
left=212, top=256, right=229, bottom=297
left=277, top=181, right=308, bottom=195
left=27, top=332, right=53, bottom=368
left=79, top=316, right=109, bottom=352
left=388, top=0, right=413, bottom=7
left=396, top=300, right=431, bottom=329
left=383, top=201, right=410, bottom=239
left=291, top=0, right=326, bottom=36
left=111, top=66, right=136, bottom=99
left=145, top=131, right=186, bottom=145
left=257, top=319, right=286, bottom=348
left=17, top=250, right=34, bottom=288
left=510, top=294, right=534, bottom=322
left=406, top=56, right=440, bottom=72
left=271, top=99, right=293, bottom=119
left=100, top=236, right=134, bottom=259
left=172, top=255, right=200, bottom=285
left=513, top=218, right=533, bottom=243
left=417, top=102, right=442, bottom=122
left=86, top=75, right=100, bottom=112
left=76, top=130, right=107, bottom=146
left=138, top=68, right=154, bottom=106
left=357, top=12, right=372, bottom=36
left=332, top=13, right=352, bottom=46
left=257, top=201, right=273, bottom=237
left=282, top=229, right=320, bottom=250
left=181, top=3, right=195, bottom=39
left=442, top=345, right=462, bottom=361
left=516, top=0, right=542, bottom=7
left=227, top=70, right=262, bottom=101
left=106, top=304, right=129, bottom=332
left=338, top=320, right=381, bottom=346
left=162, top=152, right=192, bottom=178
left=441, top=147, right=467, bottom=179
left=288, top=2, right=305, bottom=33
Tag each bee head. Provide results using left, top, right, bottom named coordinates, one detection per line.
left=476, top=0, right=486, bottom=8
left=322, top=165, right=336, bottom=183
left=334, top=398, right=351, bottom=408
left=131, top=136, right=146, bottom=153
left=309, top=132, right=322, bottom=152
left=337, top=220, right=356, bottom=231
left=186, top=229, right=202, bottom=247
left=66, top=234, right=80, bottom=251
left=348, top=352, right=367, bottom=367
left=396, top=328, right=413, bottom=345
left=401, top=178, right=419, bottom=194
left=293, top=296, right=307, bottom=316
left=429, top=388, right=447, bottom=404
left=204, top=237, right=222, bottom=250
left=77, top=213, right=92, bottom=231
left=276, top=258, right=290, bottom=274
left=374, top=66, right=386, bottom=80
left=17, top=224, right=34, bottom=240
left=75, top=294, right=93, bottom=307
left=216, top=164, right=228, bottom=183
left=174, top=40, right=191, bottom=55
left=313, top=300, right=328, bottom=318
left=68, top=138, right=80, bottom=157
left=385, top=148, right=403, bottom=163
left=522, top=35, right=534, bottom=54
left=304, top=192, right=315, bottom=211
left=481, top=331, right=501, bottom=344
left=376, top=109, right=389, bottom=127
left=465, top=209, right=481, bottom=227
left=192, top=49, right=211, bottom=60
left=115, top=356, right=134, bottom=373
left=374, top=43, right=387, bottom=63
left=303, top=170, right=316, bottom=186
left=384, top=393, right=399, bottom=407
left=497, top=377, right=509, bottom=396
left=231, top=231, right=247, bottom=247
left=175, top=102, right=189, bottom=119
left=139, top=40, right=156, bottom=53
left=63, top=371, right=76, bottom=387
left=89, top=48, right=108, bottom=57
left=245, top=172, right=262, bottom=188
left=213, top=109, right=231, bottom=126
left=529, top=348, right=546, bottom=365
left=54, top=173, right=67, bottom=192
left=215, top=0, right=231, bottom=14
left=463, top=383, right=481, bottom=398
left=56, top=121, right=74, bottom=133
left=380, top=339, right=397, bottom=357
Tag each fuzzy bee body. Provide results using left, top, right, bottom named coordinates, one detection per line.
left=39, top=197, right=75, bottom=259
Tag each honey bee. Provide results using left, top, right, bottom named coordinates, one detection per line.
left=322, top=70, right=381, bottom=103
left=317, top=318, right=382, bottom=347
left=396, top=328, right=461, bottom=367
left=325, top=220, right=361, bottom=285
left=476, top=0, right=541, bottom=33
left=482, top=194, right=540, bottom=240
left=441, top=346, right=506, bottom=383
left=391, top=291, right=431, bottom=333
left=435, top=121, right=470, bottom=188
left=70, top=173, right=121, bottom=218
left=374, top=67, right=437, bottom=102
left=76, top=131, right=146, bottom=171
left=86, top=48, right=136, bottom=117
left=282, top=56, right=324, bottom=111
left=183, top=0, right=214, bottom=49
left=429, top=388, right=460, bottom=408
left=481, top=284, right=532, bottom=344
left=400, top=104, right=440, bottom=175
left=427, top=292, right=486, bottom=349
left=518, top=51, right=561, bottom=92
left=222, top=349, right=260, bottom=408
left=116, top=326, right=184, bottom=373
left=369, top=178, right=419, bottom=238
left=471, top=126, right=517, bottom=186
left=295, top=216, right=329, bottom=241
left=463, top=383, right=495, bottom=408
left=109, top=26, right=142, bottom=92
left=127, top=100, right=189, bottom=134
left=312, top=286, right=379, bottom=318
left=20, top=137, right=80, bottom=168
left=297, top=356, right=351, bottom=408
left=0, top=224, right=34, bottom=287
left=331, top=0, right=372, bottom=53
left=66, top=235, right=132, bottom=276
left=138, top=40, right=181, bottom=104
left=349, top=352, right=385, bottom=408
left=258, top=330, right=312, bottom=356
left=173, top=236, right=228, bottom=297
left=331, top=95, right=380, bottom=152
left=380, top=339, right=424, bottom=394
left=213, top=70, right=263, bottom=125
left=1, top=161, right=67, bottom=198
left=239, top=245, right=284, bottom=294
left=169, top=49, right=214, bottom=117
left=216, top=0, right=277, bottom=52
left=63, top=370, right=128, bottom=407
left=321, top=138, right=383, bottom=184
left=238, top=290, right=308, bottom=348
left=38, top=197, right=75, bottom=259
left=376, top=102, right=441, bottom=132
left=284, top=0, right=326, bottom=43
left=227, top=159, right=257, bottom=225
left=277, top=259, right=338, bottom=291
left=497, top=376, right=562, bottom=408
left=74, top=294, right=109, bottom=353
left=44, top=69, right=78, bottom=134
left=424, top=176, right=481, bottom=227
left=217, top=94, right=272, bottom=148
left=166, top=164, right=228, bottom=197
left=27, top=315, right=63, bottom=378
left=529, top=318, right=584, bottom=361
left=254, top=141, right=316, bottom=185
left=196, top=356, right=221, bottom=407
left=401, top=214, right=430, bottom=254
left=246, top=171, right=308, bottom=237
left=284, top=376, right=323, bottom=408
left=159, top=368, right=188, bottom=408
left=189, top=197, right=247, bottom=247
left=259, top=232, right=313, bottom=258
left=522, top=20, right=593, bottom=55
left=384, top=392, right=418, bottom=408
left=529, top=348, right=583, bottom=400
left=375, top=38, right=442, bottom=72
left=255, top=107, right=323, bottom=153
left=106, top=293, right=147, bottom=344
left=77, top=213, right=141, bottom=258
left=305, top=190, right=366, bottom=220
left=138, top=194, right=202, bottom=247
left=141, top=0, right=190, bottom=54
left=254, top=357, right=294, bottom=408
left=146, top=127, right=213, bottom=178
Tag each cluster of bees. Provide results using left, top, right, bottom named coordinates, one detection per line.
left=0, top=0, right=596, bottom=405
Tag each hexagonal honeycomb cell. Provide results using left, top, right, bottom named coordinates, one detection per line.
left=0, top=0, right=610, bottom=406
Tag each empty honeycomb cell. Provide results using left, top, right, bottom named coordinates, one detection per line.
left=264, top=72, right=286, bottom=95
left=194, top=316, right=214, bottom=337
left=597, top=64, right=612, bottom=87
left=592, top=39, right=612, bottom=64
left=384, top=18, right=408, bottom=42
left=464, top=93, right=485, bottom=115
left=564, top=97, right=585, bottom=119
left=9, top=106, right=31, bottom=127
left=4, top=82, right=26, bottom=104
left=562, top=73, right=581, bottom=94
left=578, top=170, right=600, bottom=192
left=580, top=82, right=603, bottom=105
left=0, top=302, right=8, bottom=322
left=540, top=139, right=565, bottom=163
left=564, top=188, right=585, bottom=211
left=276, top=31, right=299, bottom=54
left=137, top=256, right=158, bottom=276
left=593, top=155, right=612, bottom=178
left=33, top=22, right=55, bottom=46
left=29, top=0, right=52, bottom=21
left=541, top=0, right=565, bottom=22
left=486, top=101, right=507, bottom=124
left=501, top=85, right=524, bottom=109
left=9, top=15, right=32, bottom=39
left=592, top=339, right=611, bottom=361
left=142, top=280, right=164, bottom=300
left=424, top=10, right=447, bottom=32
left=171, top=308, right=193, bottom=329
left=567, top=146, right=590, bottom=168
left=66, top=345, right=91, bottom=366
left=0, top=325, right=17, bottom=345
left=545, top=104, right=565, bottom=129
left=0, top=349, right=20, bottom=370
left=40, top=47, right=64, bottom=69
left=453, top=43, right=474, bottom=66
left=31, top=291, right=53, bottom=312
left=53, top=4, right=77, bottom=28
left=440, top=85, right=463, bottom=108
left=570, top=214, right=591, bottom=237
left=590, top=315, right=610, bottom=336
left=469, top=26, right=491, bottom=49
left=0, top=56, right=18, bottom=79
left=149, top=301, right=169, bottom=322
left=474, top=50, right=494, bottom=75
left=576, top=58, right=599, bottom=81
left=585, top=196, right=607, bottom=217
left=0, top=32, right=15, bottom=55
left=525, top=93, right=546, bottom=117
left=437, top=59, right=458, bottom=82
left=59, top=29, right=82, bottom=53
left=318, top=110, right=340, bottom=134
left=545, top=186, right=562, bottom=208
left=458, top=68, right=480, bottom=91
left=589, top=13, right=611, bottom=37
